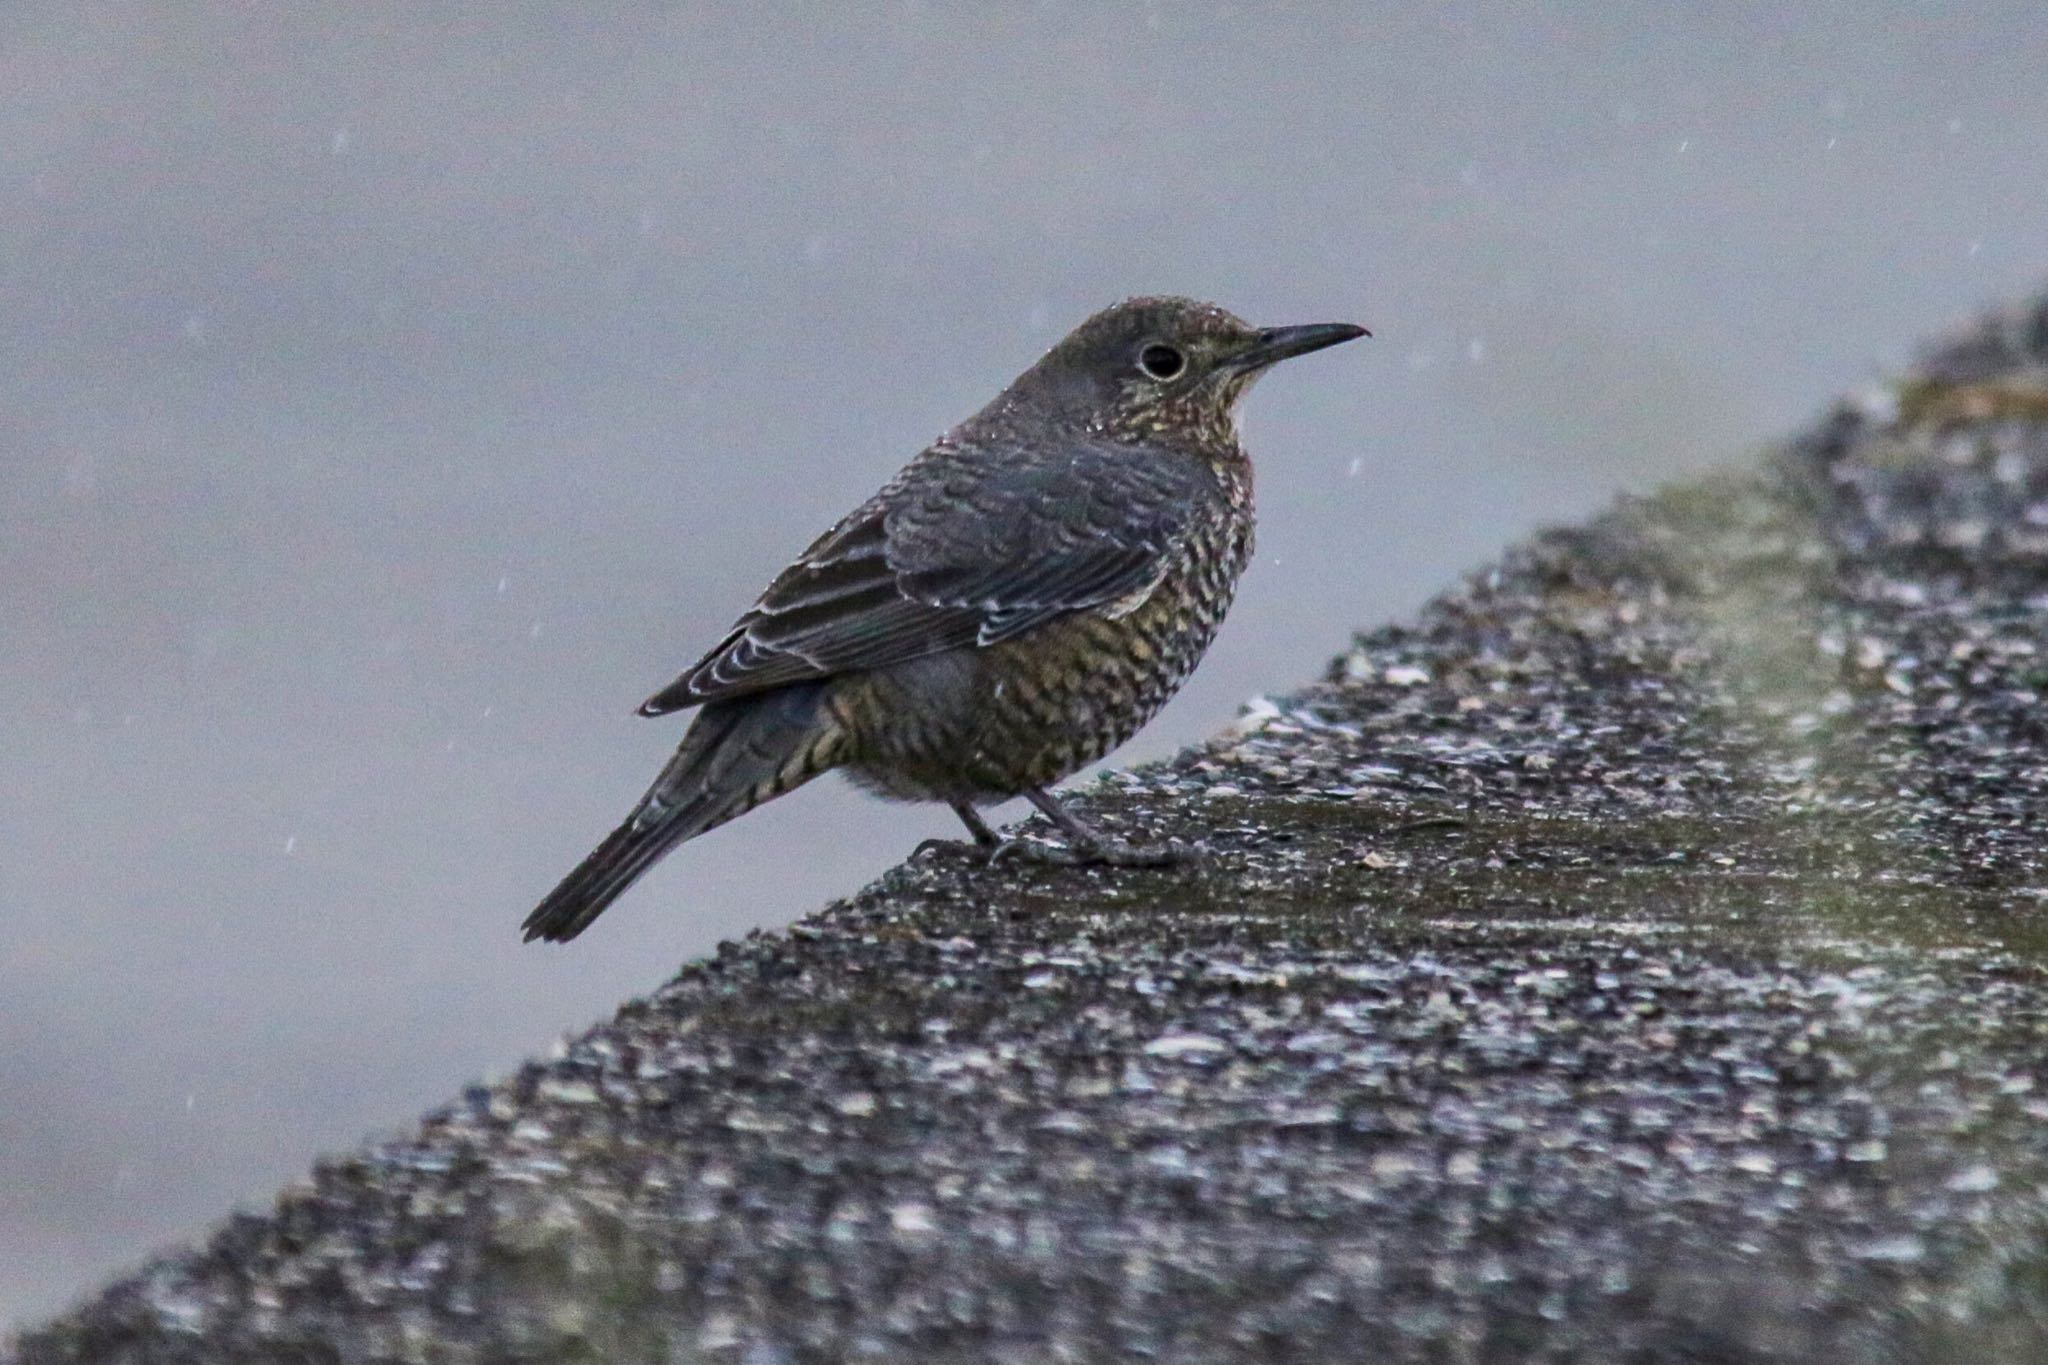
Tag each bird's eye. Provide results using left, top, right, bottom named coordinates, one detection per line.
left=1138, top=343, right=1186, bottom=381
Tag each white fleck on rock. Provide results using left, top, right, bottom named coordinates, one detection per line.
left=1946, top=1163, right=1999, bottom=1193
left=1143, top=1033, right=1228, bottom=1061
left=536, top=1079, right=598, bottom=1105
left=889, top=1202, right=937, bottom=1236
left=697, top=1310, right=743, bottom=1349
left=1218, top=696, right=1284, bottom=740
left=1852, top=1234, right=1925, bottom=1263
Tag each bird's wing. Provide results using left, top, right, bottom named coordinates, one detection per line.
left=638, top=438, right=1213, bottom=714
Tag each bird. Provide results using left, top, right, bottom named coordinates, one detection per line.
left=523, top=296, right=1367, bottom=942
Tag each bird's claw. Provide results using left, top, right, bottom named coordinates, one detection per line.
left=913, top=836, right=1000, bottom=863
left=987, top=836, right=1059, bottom=867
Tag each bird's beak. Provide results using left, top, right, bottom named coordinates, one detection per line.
left=1233, top=322, right=1371, bottom=370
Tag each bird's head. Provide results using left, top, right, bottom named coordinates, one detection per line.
left=1010, top=296, right=1368, bottom=446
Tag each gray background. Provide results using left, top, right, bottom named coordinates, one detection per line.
left=4, top=0, right=2044, bottom=1328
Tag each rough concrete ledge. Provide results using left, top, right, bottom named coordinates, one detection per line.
left=15, top=295, right=2048, bottom=1365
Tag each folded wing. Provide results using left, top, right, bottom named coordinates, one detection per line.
left=639, top=438, right=1211, bottom=715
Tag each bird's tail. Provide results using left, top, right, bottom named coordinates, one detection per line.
left=522, top=683, right=843, bottom=943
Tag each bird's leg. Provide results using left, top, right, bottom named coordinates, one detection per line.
left=989, top=788, right=1201, bottom=868
left=912, top=802, right=1005, bottom=862
left=953, top=802, right=1001, bottom=847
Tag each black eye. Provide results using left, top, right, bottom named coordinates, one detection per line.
left=1138, top=343, right=1185, bottom=381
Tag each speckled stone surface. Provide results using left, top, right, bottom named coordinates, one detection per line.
left=16, top=296, right=2048, bottom=1364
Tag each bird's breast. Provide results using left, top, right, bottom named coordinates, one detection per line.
left=837, top=474, right=1253, bottom=802
left=962, top=489, right=1254, bottom=788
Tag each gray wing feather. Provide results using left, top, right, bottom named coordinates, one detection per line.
left=638, top=439, right=1210, bottom=714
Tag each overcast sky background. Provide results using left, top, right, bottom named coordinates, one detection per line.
left=5, top=0, right=2047, bottom=1328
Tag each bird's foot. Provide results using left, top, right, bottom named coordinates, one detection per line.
left=913, top=836, right=1002, bottom=864
left=988, top=833, right=1207, bottom=869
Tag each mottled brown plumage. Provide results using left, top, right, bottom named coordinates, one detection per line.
left=524, top=297, right=1366, bottom=941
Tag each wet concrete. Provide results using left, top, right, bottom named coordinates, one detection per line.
left=15, top=295, right=2048, bottom=1363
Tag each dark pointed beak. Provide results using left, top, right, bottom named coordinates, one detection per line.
left=1251, top=322, right=1372, bottom=365
left=1235, top=321, right=1370, bottom=370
